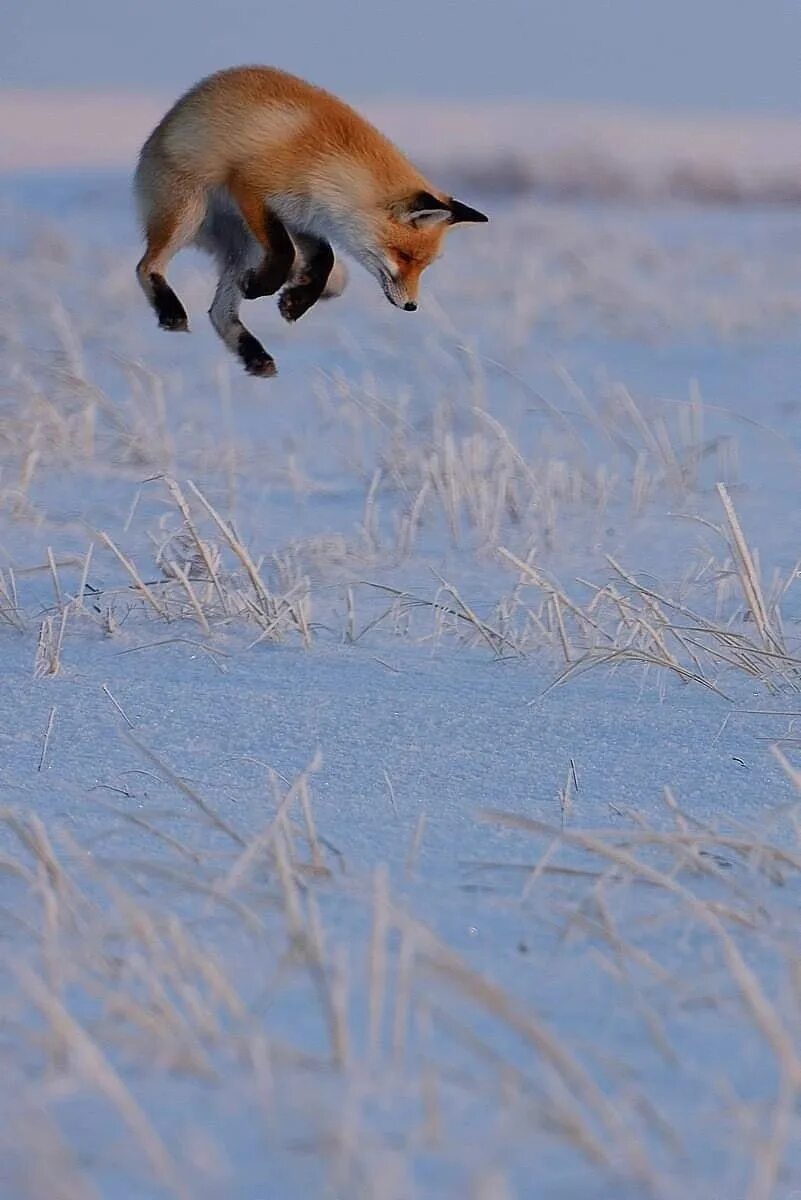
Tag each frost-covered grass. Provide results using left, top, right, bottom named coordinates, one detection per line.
left=2, top=172, right=801, bottom=1199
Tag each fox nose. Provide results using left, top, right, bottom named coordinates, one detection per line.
left=403, top=301, right=417, bottom=312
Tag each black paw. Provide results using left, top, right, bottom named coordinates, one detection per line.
left=278, top=286, right=316, bottom=323
left=242, top=264, right=287, bottom=299
left=150, top=274, right=189, bottom=332
left=238, top=330, right=277, bottom=378
left=158, top=310, right=189, bottom=332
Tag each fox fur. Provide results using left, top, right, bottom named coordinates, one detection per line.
left=134, top=65, right=488, bottom=376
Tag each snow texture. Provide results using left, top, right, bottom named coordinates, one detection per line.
left=1, top=149, right=801, bottom=1200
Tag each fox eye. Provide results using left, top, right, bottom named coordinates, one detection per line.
left=395, top=250, right=413, bottom=266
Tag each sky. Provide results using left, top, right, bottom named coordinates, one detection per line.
left=3, top=0, right=800, bottom=114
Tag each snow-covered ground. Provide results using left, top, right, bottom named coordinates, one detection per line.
left=2, top=145, right=801, bottom=1200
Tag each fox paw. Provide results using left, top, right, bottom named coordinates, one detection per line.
left=158, top=311, right=189, bottom=332
left=278, top=285, right=314, bottom=323
left=238, top=331, right=277, bottom=378
left=242, top=264, right=289, bottom=300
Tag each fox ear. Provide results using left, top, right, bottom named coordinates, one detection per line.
left=396, top=191, right=453, bottom=228
left=396, top=192, right=490, bottom=227
left=448, top=198, right=489, bottom=224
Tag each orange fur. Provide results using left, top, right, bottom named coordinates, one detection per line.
left=143, top=66, right=431, bottom=199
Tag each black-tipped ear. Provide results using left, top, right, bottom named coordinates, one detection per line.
left=396, top=190, right=453, bottom=228
left=448, top=198, right=489, bottom=224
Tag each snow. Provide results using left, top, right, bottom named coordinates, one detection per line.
left=2, top=155, right=801, bottom=1200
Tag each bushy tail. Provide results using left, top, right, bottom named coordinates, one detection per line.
left=320, top=259, right=349, bottom=300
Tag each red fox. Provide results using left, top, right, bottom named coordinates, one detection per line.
left=134, top=65, right=488, bottom=376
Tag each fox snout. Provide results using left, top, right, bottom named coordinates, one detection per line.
left=379, top=268, right=420, bottom=311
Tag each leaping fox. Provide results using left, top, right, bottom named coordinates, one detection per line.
left=134, top=65, right=488, bottom=376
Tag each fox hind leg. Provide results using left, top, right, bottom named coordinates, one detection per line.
left=278, top=233, right=336, bottom=323
left=226, top=176, right=295, bottom=299
left=209, top=268, right=277, bottom=378
left=197, top=191, right=277, bottom=377
left=136, top=189, right=206, bottom=332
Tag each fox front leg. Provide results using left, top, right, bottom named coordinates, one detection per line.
left=226, top=176, right=296, bottom=299
left=278, top=233, right=336, bottom=323
left=240, top=211, right=295, bottom=299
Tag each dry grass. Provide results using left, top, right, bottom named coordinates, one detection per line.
left=2, top=744, right=801, bottom=1198
left=0, top=393, right=787, bottom=697
left=2, top=183, right=801, bottom=1199
left=489, top=478, right=801, bottom=696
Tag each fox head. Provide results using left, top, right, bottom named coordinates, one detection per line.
left=366, top=192, right=488, bottom=311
